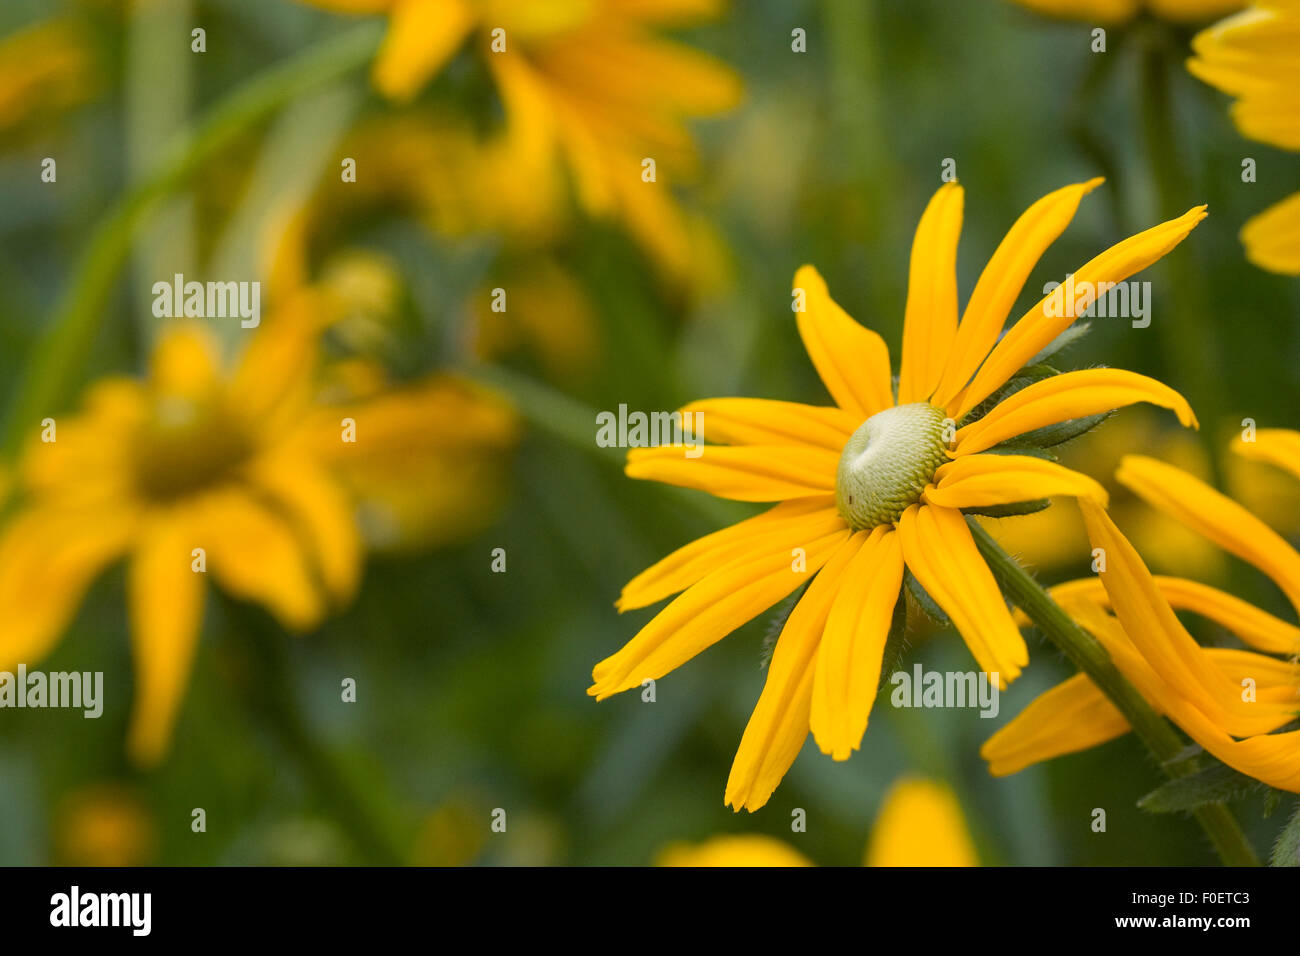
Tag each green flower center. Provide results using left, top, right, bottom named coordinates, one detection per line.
left=132, top=396, right=255, bottom=501
left=835, top=402, right=949, bottom=530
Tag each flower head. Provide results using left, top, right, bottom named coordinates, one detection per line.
left=594, top=178, right=1205, bottom=811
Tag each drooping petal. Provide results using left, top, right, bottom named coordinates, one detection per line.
left=677, top=398, right=859, bottom=453
left=618, top=495, right=841, bottom=611
left=954, top=368, right=1197, bottom=456
left=1240, top=191, right=1300, bottom=276
left=724, top=531, right=866, bottom=812
left=591, top=527, right=853, bottom=700
left=1233, top=427, right=1300, bottom=483
left=1116, top=454, right=1300, bottom=611
left=372, top=0, right=475, bottom=101
left=864, top=778, right=979, bottom=867
left=981, top=671, right=1131, bottom=777
left=126, top=509, right=207, bottom=766
left=625, top=444, right=839, bottom=501
left=898, top=182, right=963, bottom=404
left=810, top=526, right=904, bottom=760
left=926, top=454, right=1108, bottom=509
left=792, top=265, right=894, bottom=418
left=933, top=178, right=1104, bottom=410
left=897, top=504, right=1028, bottom=686
left=656, top=834, right=813, bottom=867
left=954, top=206, right=1207, bottom=419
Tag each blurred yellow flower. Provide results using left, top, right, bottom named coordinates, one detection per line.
left=657, top=775, right=978, bottom=866
left=0, top=307, right=516, bottom=764
left=0, top=17, right=99, bottom=137
left=1188, top=1, right=1300, bottom=273
left=1008, top=0, right=1244, bottom=23
left=594, top=178, right=1205, bottom=811
left=984, top=454, right=1300, bottom=790
left=53, top=783, right=157, bottom=867
left=294, top=0, right=742, bottom=287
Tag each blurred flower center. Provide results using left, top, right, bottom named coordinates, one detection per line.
left=836, top=402, right=949, bottom=530
left=131, top=395, right=254, bottom=500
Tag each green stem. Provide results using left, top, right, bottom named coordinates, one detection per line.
left=0, top=22, right=383, bottom=458
left=969, top=519, right=1259, bottom=866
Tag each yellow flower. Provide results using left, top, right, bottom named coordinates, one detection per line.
left=864, top=777, right=980, bottom=867
left=0, top=17, right=99, bottom=138
left=1188, top=1, right=1300, bottom=273
left=0, top=309, right=516, bottom=764
left=983, top=448, right=1300, bottom=790
left=1008, top=0, right=1244, bottom=23
left=294, top=0, right=742, bottom=286
left=593, top=178, right=1205, bottom=811
left=657, top=775, right=978, bottom=866
left=53, top=783, right=157, bottom=867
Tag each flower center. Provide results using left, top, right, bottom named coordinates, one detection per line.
left=132, top=396, right=256, bottom=501
left=835, top=402, right=949, bottom=530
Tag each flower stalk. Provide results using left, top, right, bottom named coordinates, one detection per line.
left=969, top=517, right=1259, bottom=866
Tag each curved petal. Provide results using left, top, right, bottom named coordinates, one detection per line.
left=126, top=509, right=207, bottom=766
left=955, top=205, right=1207, bottom=419
left=810, top=526, right=903, bottom=760
left=933, top=178, right=1103, bottom=410
left=678, top=398, right=858, bottom=453
left=954, top=368, right=1197, bottom=456
left=625, top=444, right=838, bottom=501
left=1240, top=191, right=1300, bottom=276
left=590, top=527, right=852, bottom=700
left=618, top=495, right=841, bottom=611
left=724, top=531, right=867, bottom=812
left=927, top=454, right=1108, bottom=509
left=1116, top=454, right=1300, bottom=611
left=372, top=0, right=474, bottom=101
left=1234, top=427, right=1300, bottom=483
left=792, top=265, right=894, bottom=418
left=898, top=182, right=963, bottom=404
left=897, top=504, right=1028, bottom=685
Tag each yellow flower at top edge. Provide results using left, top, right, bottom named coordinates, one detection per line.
left=656, top=775, right=978, bottom=866
left=983, top=436, right=1300, bottom=790
left=594, top=177, right=1207, bottom=812
left=1007, top=0, right=1245, bottom=24
left=294, top=0, right=742, bottom=287
left=0, top=300, right=517, bottom=766
left=1188, top=1, right=1300, bottom=274
left=0, top=17, right=100, bottom=137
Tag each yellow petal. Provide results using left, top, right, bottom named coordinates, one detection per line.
left=724, top=531, right=866, bottom=812
left=810, top=527, right=903, bottom=760
left=1234, top=427, right=1300, bottom=483
left=934, top=178, right=1103, bottom=410
left=897, top=504, right=1028, bottom=686
left=678, top=398, right=858, bottom=453
left=194, top=488, right=323, bottom=632
left=927, top=454, right=1109, bottom=509
left=1240, top=191, right=1300, bottom=275
left=793, top=265, right=894, bottom=419
left=954, top=368, right=1197, bottom=456
left=149, top=323, right=221, bottom=399
left=656, top=834, right=813, bottom=867
left=126, top=509, right=207, bottom=766
left=955, top=206, right=1207, bottom=418
left=372, top=0, right=474, bottom=101
left=981, top=671, right=1131, bottom=777
left=625, top=444, right=839, bottom=501
left=618, top=496, right=841, bottom=611
left=591, top=527, right=852, bottom=700
left=865, top=778, right=979, bottom=867
left=1116, top=454, right=1300, bottom=611
left=898, top=182, right=963, bottom=404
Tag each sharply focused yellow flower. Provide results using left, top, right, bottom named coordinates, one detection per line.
left=592, top=178, right=1206, bottom=811
left=1188, top=1, right=1300, bottom=273
left=1007, top=0, right=1244, bottom=23
left=294, top=0, right=742, bottom=286
left=984, top=450, right=1300, bottom=791
left=0, top=308, right=516, bottom=765
left=657, top=775, right=978, bottom=866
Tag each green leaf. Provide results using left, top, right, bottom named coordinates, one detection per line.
left=1270, top=801, right=1300, bottom=866
left=1138, top=761, right=1263, bottom=813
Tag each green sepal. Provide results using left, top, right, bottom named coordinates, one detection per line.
left=1271, top=802, right=1300, bottom=867
left=995, top=410, right=1112, bottom=451
left=1138, top=760, right=1264, bottom=813
left=961, top=498, right=1052, bottom=519
left=904, top=568, right=951, bottom=629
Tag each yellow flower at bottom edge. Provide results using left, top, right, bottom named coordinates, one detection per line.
left=593, top=178, right=1207, bottom=812
left=656, top=776, right=977, bottom=866
left=1007, top=0, right=1244, bottom=24
left=1188, top=1, right=1300, bottom=273
left=983, top=462, right=1300, bottom=790
left=0, top=309, right=516, bottom=765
